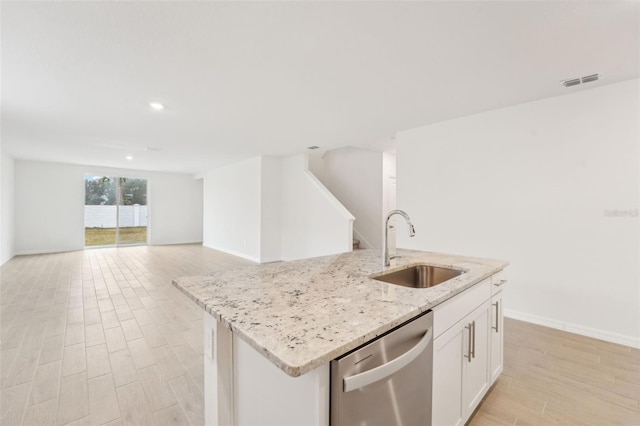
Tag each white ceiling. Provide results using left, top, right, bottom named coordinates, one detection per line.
left=2, top=1, right=638, bottom=174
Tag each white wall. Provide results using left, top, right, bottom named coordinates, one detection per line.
left=1, top=149, right=16, bottom=265
left=203, top=154, right=354, bottom=263
left=203, top=157, right=263, bottom=262
left=309, top=148, right=398, bottom=250
left=396, top=79, right=640, bottom=347
left=260, top=157, right=282, bottom=262
left=280, top=154, right=354, bottom=261
left=382, top=151, right=398, bottom=251
left=151, top=173, right=202, bottom=246
left=14, top=160, right=203, bottom=254
left=314, top=147, right=384, bottom=249
left=382, top=152, right=397, bottom=213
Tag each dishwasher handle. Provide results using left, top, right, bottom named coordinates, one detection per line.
left=343, top=327, right=433, bottom=392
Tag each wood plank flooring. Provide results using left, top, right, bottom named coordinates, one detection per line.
left=1, top=245, right=251, bottom=425
left=469, top=318, right=640, bottom=426
left=1, top=244, right=638, bottom=425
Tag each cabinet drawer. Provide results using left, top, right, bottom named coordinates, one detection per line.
left=433, top=278, right=491, bottom=338
left=491, top=270, right=507, bottom=295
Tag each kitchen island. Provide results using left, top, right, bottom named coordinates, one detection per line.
left=173, top=248, right=508, bottom=425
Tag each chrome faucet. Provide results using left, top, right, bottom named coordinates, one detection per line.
left=383, top=210, right=415, bottom=267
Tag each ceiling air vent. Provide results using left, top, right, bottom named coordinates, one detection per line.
left=562, top=73, right=600, bottom=88
left=563, top=78, right=581, bottom=87
left=581, top=74, right=599, bottom=83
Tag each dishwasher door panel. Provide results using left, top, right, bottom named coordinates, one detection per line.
left=330, top=311, right=433, bottom=426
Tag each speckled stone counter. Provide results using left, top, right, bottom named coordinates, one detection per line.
left=173, top=248, right=507, bottom=377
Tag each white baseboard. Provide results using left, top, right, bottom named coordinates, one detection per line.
left=504, top=309, right=640, bottom=349
left=259, top=256, right=282, bottom=264
left=152, top=240, right=203, bottom=246
left=202, top=243, right=261, bottom=263
left=15, top=247, right=82, bottom=256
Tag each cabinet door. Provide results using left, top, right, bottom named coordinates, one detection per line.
left=462, top=301, right=491, bottom=420
left=432, top=322, right=464, bottom=426
left=490, top=291, right=504, bottom=384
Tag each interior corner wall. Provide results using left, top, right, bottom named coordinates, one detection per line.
left=260, top=157, right=282, bottom=263
left=1, top=149, right=16, bottom=265
left=203, top=154, right=353, bottom=264
left=202, top=157, right=262, bottom=262
left=307, top=153, right=326, bottom=183
left=14, top=160, right=203, bottom=255
left=396, top=79, right=640, bottom=347
left=280, top=154, right=352, bottom=261
left=315, top=148, right=384, bottom=249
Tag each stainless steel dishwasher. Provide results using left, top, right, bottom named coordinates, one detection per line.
left=330, top=310, right=433, bottom=426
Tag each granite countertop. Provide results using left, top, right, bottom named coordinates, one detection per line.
left=172, top=248, right=507, bottom=377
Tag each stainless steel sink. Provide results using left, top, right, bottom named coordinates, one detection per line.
left=371, top=265, right=464, bottom=289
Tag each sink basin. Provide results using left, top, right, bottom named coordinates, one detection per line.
left=371, top=264, right=464, bottom=289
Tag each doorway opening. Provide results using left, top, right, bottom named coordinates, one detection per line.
left=84, top=175, right=148, bottom=247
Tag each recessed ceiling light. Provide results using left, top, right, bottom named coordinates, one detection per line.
left=149, top=102, right=164, bottom=111
left=125, top=155, right=133, bottom=160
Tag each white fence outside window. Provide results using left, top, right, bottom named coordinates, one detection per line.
left=84, top=205, right=148, bottom=228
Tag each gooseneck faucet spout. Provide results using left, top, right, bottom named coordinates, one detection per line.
left=383, top=210, right=416, bottom=267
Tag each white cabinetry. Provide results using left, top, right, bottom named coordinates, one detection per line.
left=462, top=301, right=490, bottom=418
left=432, top=272, right=505, bottom=426
left=204, top=312, right=329, bottom=426
left=490, top=272, right=506, bottom=384
left=432, top=324, right=464, bottom=426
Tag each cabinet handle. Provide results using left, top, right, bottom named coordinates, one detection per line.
left=464, top=324, right=472, bottom=363
left=492, top=301, right=499, bottom=333
left=494, top=279, right=507, bottom=287
left=471, top=320, right=476, bottom=359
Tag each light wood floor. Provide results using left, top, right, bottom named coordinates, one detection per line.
left=1, top=245, right=638, bottom=425
left=0, top=245, right=252, bottom=425
left=470, top=318, right=640, bottom=426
